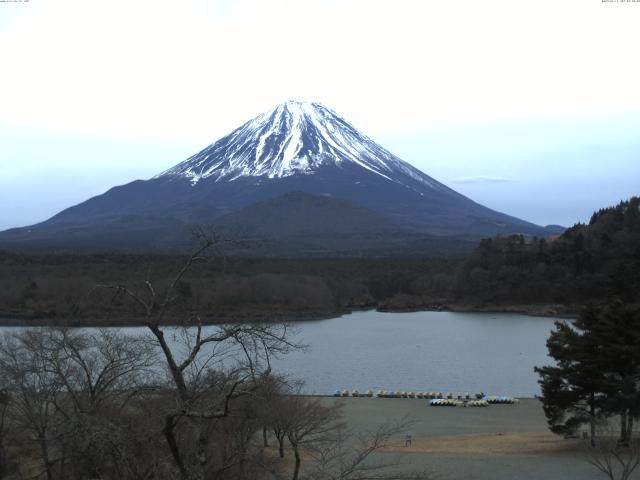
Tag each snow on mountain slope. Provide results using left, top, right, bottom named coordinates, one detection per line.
left=156, top=101, right=447, bottom=193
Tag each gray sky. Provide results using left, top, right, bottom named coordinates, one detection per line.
left=1, top=0, right=639, bottom=230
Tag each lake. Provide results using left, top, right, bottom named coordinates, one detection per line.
left=0, top=310, right=562, bottom=397
left=270, top=310, right=560, bottom=397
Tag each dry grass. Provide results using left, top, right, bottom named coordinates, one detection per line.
left=384, top=432, right=582, bottom=456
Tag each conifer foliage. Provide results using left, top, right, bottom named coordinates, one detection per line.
left=536, top=302, right=640, bottom=445
left=455, top=196, right=640, bottom=306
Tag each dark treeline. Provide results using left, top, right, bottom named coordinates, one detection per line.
left=2, top=197, right=638, bottom=324
left=0, top=254, right=456, bottom=324
left=452, top=197, right=640, bottom=309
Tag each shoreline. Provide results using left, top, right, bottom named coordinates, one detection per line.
left=0, top=303, right=576, bottom=327
left=315, top=396, right=594, bottom=480
left=291, top=394, right=539, bottom=400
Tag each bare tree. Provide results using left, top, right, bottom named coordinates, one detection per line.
left=308, top=418, right=431, bottom=480
left=0, top=390, right=11, bottom=478
left=0, top=327, right=166, bottom=480
left=280, top=394, right=344, bottom=480
left=271, top=395, right=289, bottom=459
left=96, top=232, right=300, bottom=480
left=585, top=421, right=640, bottom=480
left=45, top=328, right=157, bottom=414
left=254, top=372, right=289, bottom=450
left=0, top=330, right=63, bottom=480
left=44, top=328, right=160, bottom=479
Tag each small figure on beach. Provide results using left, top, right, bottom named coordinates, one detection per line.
left=405, top=434, right=412, bottom=447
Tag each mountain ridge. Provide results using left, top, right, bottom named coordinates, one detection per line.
left=0, top=101, right=560, bottom=254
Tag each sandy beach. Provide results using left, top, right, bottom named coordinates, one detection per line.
left=318, top=397, right=612, bottom=480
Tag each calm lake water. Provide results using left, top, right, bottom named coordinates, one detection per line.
left=270, top=310, right=560, bottom=397
left=1, top=310, right=562, bottom=397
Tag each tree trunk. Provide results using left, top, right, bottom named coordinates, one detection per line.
left=278, top=436, right=284, bottom=458
left=0, top=436, right=6, bottom=479
left=292, top=444, right=301, bottom=480
left=39, top=435, right=53, bottom=480
left=263, top=426, right=269, bottom=447
left=164, top=414, right=189, bottom=480
left=148, top=324, right=188, bottom=398
left=195, top=422, right=208, bottom=480
left=621, top=409, right=629, bottom=446
left=59, top=443, right=67, bottom=479
left=589, top=393, right=596, bottom=447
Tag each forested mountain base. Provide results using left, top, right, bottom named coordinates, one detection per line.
left=1, top=197, right=637, bottom=325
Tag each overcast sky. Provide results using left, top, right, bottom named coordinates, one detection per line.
left=1, top=0, right=639, bottom=230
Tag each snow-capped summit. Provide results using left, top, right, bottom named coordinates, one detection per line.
left=156, top=101, right=443, bottom=192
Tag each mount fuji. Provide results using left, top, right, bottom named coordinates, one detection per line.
left=0, top=101, right=559, bottom=254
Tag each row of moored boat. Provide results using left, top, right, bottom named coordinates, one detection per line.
left=333, top=389, right=518, bottom=404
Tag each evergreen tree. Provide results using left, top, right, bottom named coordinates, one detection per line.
left=535, top=314, right=606, bottom=445
left=592, top=302, right=640, bottom=446
left=536, top=302, right=640, bottom=445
